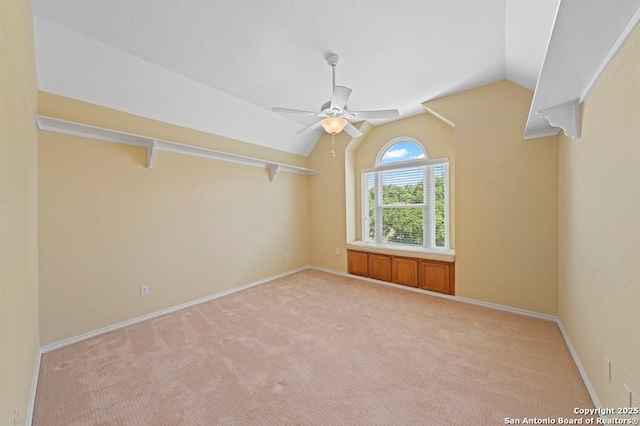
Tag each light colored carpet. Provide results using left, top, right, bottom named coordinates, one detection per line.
left=34, top=269, right=593, bottom=425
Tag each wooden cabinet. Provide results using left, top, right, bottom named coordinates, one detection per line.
left=392, top=257, right=418, bottom=287
left=418, top=260, right=452, bottom=294
left=347, top=250, right=368, bottom=277
left=368, top=253, right=392, bottom=281
left=347, top=250, right=455, bottom=295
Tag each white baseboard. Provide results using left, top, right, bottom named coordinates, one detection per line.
left=26, top=347, right=42, bottom=426
left=556, top=319, right=602, bottom=409
left=40, top=266, right=310, bottom=354
left=309, top=265, right=557, bottom=322
left=453, top=295, right=557, bottom=322
left=311, top=265, right=602, bottom=409
left=35, top=264, right=602, bottom=415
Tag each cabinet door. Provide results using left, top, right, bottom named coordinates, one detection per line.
left=419, top=261, right=450, bottom=294
left=392, top=257, right=418, bottom=287
left=368, top=254, right=392, bottom=281
left=347, top=250, right=368, bottom=277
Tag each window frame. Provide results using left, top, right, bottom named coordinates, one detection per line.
left=362, top=156, right=450, bottom=250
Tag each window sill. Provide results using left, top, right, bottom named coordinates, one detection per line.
left=347, top=241, right=455, bottom=262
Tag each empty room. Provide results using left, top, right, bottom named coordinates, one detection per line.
left=2, top=0, right=640, bottom=424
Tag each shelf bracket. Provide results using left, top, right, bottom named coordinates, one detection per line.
left=147, top=140, right=157, bottom=168
left=536, top=101, right=581, bottom=139
left=268, top=164, right=281, bottom=182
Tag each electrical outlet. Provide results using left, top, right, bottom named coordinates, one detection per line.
left=140, top=285, right=149, bottom=297
left=285, top=253, right=290, bottom=261
left=605, top=356, right=612, bottom=382
left=335, top=247, right=341, bottom=255
left=624, top=383, right=632, bottom=407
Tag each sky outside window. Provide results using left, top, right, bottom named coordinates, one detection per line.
left=379, top=141, right=425, bottom=165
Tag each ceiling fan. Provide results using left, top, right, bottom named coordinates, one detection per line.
left=272, top=54, right=399, bottom=138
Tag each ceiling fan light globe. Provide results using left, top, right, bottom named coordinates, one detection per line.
left=320, top=117, right=348, bottom=134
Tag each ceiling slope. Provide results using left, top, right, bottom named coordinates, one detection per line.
left=32, top=0, right=558, bottom=155
left=34, top=18, right=320, bottom=156
left=525, top=0, right=640, bottom=139
left=505, top=0, right=560, bottom=90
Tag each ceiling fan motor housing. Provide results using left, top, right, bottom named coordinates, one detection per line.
left=325, top=53, right=340, bottom=67
left=321, top=101, right=345, bottom=115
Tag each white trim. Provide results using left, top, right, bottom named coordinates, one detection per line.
left=309, top=266, right=555, bottom=321
left=268, top=164, right=280, bottom=182
left=423, top=107, right=455, bottom=129
left=523, top=0, right=562, bottom=141
left=362, top=157, right=448, bottom=174
left=556, top=319, right=602, bottom=409
left=40, top=266, right=310, bottom=353
left=523, top=127, right=561, bottom=140
left=347, top=241, right=455, bottom=262
left=452, top=295, right=557, bottom=322
left=361, top=160, right=451, bottom=251
left=376, top=203, right=427, bottom=209
left=35, top=115, right=316, bottom=180
left=443, top=164, right=450, bottom=249
left=536, top=100, right=581, bottom=139
left=425, top=165, right=434, bottom=247
left=362, top=170, right=372, bottom=243
left=524, top=2, right=640, bottom=140
left=25, top=348, right=42, bottom=426
left=147, top=140, right=156, bottom=168
left=374, top=171, right=383, bottom=243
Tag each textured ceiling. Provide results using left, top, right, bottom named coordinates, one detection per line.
left=32, top=0, right=559, bottom=156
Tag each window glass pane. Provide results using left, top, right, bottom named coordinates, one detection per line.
left=381, top=168, right=424, bottom=205
left=381, top=208, right=423, bottom=245
left=379, top=141, right=426, bottom=165
left=434, top=164, right=446, bottom=247
left=365, top=173, right=375, bottom=241
left=363, top=138, right=448, bottom=249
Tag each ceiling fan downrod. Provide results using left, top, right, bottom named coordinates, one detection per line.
left=326, top=53, right=340, bottom=92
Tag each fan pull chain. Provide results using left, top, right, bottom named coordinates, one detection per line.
left=331, top=133, right=336, bottom=157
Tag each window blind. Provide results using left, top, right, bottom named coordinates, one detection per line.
left=362, top=161, right=449, bottom=249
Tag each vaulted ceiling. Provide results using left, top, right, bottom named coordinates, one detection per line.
left=32, top=0, right=560, bottom=156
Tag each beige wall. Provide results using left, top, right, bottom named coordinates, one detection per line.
left=308, top=131, right=352, bottom=271
left=558, top=26, right=640, bottom=408
left=16, top=14, right=635, bottom=412
left=313, top=113, right=458, bottom=271
left=309, top=81, right=558, bottom=316
left=425, top=81, right=559, bottom=315
left=38, top=93, right=311, bottom=346
left=353, top=113, right=455, bottom=246
left=0, top=0, right=40, bottom=424
left=309, top=114, right=454, bottom=271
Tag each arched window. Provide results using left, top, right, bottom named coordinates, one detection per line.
left=377, top=138, right=427, bottom=165
left=362, top=138, right=449, bottom=249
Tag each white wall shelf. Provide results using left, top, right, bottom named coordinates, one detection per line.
left=35, top=115, right=316, bottom=182
left=524, top=1, right=640, bottom=139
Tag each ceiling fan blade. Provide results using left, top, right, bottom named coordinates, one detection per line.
left=349, top=109, right=400, bottom=120
left=296, top=120, right=322, bottom=135
left=272, top=107, right=318, bottom=116
left=343, top=122, right=363, bottom=138
left=330, top=86, right=352, bottom=110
